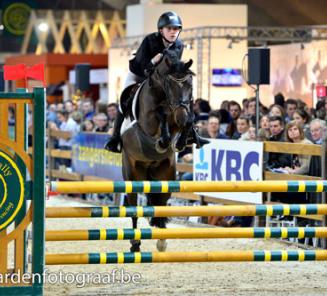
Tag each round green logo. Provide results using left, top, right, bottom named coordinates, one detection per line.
left=0, top=151, right=24, bottom=231
left=3, top=3, right=31, bottom=35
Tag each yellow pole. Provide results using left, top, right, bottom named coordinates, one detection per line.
left=50, top=180, right=294, bottom=194
left=45, top=227, right=327, bottom=241
left=45, top=250, right=327, bottom=265
left=46, top=204, right=327, bottom=218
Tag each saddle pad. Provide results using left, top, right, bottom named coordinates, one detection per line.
left=120, top=81, right=145, bottom=136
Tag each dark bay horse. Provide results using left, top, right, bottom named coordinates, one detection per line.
left=121, top=50, right=194, bottom=252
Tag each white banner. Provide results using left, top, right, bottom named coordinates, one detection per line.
left=193, top=139, right=263, bottom=204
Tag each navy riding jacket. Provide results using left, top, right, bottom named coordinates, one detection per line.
left=129, top=32, right=184, bottom=79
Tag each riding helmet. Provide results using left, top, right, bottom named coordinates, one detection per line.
left=157, top=12, right=182, bottom=30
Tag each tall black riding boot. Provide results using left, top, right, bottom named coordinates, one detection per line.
left=186, top=99, right=210, bottom=149
left=104, top=112, right=124, bottom=153
left=187, top=126, right=210, bottom=149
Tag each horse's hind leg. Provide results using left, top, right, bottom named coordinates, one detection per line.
left=148, top=192, right=170, bottom=252
left=130, top=216, right=141, bottom=252
left=126, top=193, right=141, bottom=252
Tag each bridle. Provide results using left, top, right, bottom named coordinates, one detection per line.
left=152, top=67, right=192, bottom=114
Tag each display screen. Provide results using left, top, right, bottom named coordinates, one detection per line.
left=212, top=68, right=242, bottom=87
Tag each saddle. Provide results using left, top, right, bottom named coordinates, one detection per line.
left=120, top=83, right=140, bottom=119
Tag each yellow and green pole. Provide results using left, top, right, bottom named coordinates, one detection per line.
left=46, top=204, right=327, bottom=218
left=45, top=227, right=327, bottom=241
left=46, top=250, right=327, bottom=265
left=50, top=180, right=327, bottom=194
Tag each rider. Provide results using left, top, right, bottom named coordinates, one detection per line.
left=105, top=11, right=209, bottom=153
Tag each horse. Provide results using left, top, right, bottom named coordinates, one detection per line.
left=120, top=50, right=194, bottom=252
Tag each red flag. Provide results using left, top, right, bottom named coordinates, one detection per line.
left=26, top=63, right=46, bottom=86
left=3, top=64, right=26, bottom=80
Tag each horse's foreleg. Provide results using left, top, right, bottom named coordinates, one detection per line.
left=130, top=216, right=141, bottom=252
left=126, top=192, right=141, bottom=252
left=156, top=107, right=171, bottom=150
left=148, top=192, right=169, bottom=252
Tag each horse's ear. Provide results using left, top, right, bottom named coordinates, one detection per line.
left=164, top=56, right=172, bottom=68
left=185, top=59, right=193, bottom=69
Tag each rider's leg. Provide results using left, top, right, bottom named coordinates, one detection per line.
left=104, top=72, right=141, bottom=153
left=186, top=100, right=210, bottom=149
left=104, top=111, right=124, bottom=153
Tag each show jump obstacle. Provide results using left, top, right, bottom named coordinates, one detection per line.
left=0, top=88, right=327, bottom=296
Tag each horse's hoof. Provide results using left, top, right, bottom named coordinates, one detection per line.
left=130, top=239, right=141, bottom=252
left=130, top=245, right=141, bottom=252
left=156, top=239, right=167, bottom=252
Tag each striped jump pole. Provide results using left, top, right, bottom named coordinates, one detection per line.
left=46, top=204, right=327, bottom=218
left=45, top=227, right=327, bottom=241
left=50, top=180, right=327, bottom=194
left=46, top=250, right=327, bottom=265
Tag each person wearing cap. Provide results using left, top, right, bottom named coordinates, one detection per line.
left=105, top=11, right=208, bottom=153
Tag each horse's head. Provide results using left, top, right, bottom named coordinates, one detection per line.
left=150, top=49, right=194, bottom=128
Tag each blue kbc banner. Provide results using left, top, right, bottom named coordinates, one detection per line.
left=193, top=139, right=263, bottom=204
left=72, top=133, right=123, bottom=181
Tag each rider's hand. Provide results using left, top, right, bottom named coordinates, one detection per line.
left=151, top=53, right=163, bottom=65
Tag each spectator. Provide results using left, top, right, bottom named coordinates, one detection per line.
left=283, top=121, right=312, bottom=175
left=226, top=101, right=241, bottom=138
left=310, top=119, right=326, bottom=144
left=269, top=104, right=285, bottom=118
left=64, top=100, right=74, bottom=114
left=193, top=98, right=204, bottom=120
left=280, top=120, right=312, bottom=205
left=242, top=98, right=249, bottom=115
left=247, top=97, right=256, bottom=117
left=296, top=99, right=308, bottom=112
left=81, top=98, right=95, bottom=120
left=274, top=92, right=285, bottom=107
left=232, top=116, right=250, bottom=139
left=220, top=100, right=229, bottom=111
left=47, top=104, right=58, bottom=125
left=56, top=103, right=64, bottom=112
left=228, top=101, right=241, bottom=120
left=293, top=109, right=311, bottom=140
left=52, top=110, right=79, bottom=168
left=202, top=113, right=228, bottom=139
left=196, top=99, right=211, bottom=121
left=241, top=125, right=256, bottom=141
left=81, top=119, right=95, bottom=132
left=308, top=119, right=326, bottom=203
left=217, top=109, right=231, bottom=135
left=315, top=100, right=326, bottom=120
left=106, top=103, right=118, bottom=129
left=267, top=115, right=292, bottom=205
left=71, top=111, right=83, bottom=130
left=94, top=113, right=109, bottom=133
left=195, top=114, right=209, bottom=137
left=284, top=98, right=298, bottom=122
left=266, top=116, right=291, bottom=169
left=258, top=115, right=270, bottom=141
